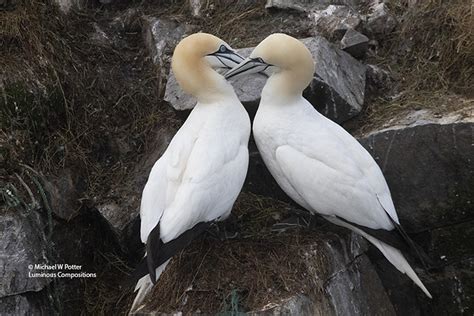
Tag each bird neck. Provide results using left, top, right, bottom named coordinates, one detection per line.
left=173, top=58, right=236, bottom=105
left=261, top=70, right=307, bottom=106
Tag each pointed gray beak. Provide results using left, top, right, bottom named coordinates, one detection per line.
left=225, top=58, right=270, bottom=79
left=210, top=50, right=245, bottom=69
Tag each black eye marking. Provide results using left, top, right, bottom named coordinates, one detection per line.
left=219, top=45, right=227, bottom=53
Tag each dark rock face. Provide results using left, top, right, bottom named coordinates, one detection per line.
left=165, top=36, right=366, bottom=124
left=341, top=28, right=369, bottom=59
left=0, top=291, right=51, bottom=316
left=0, top=209, right=50, bottom=297
left=359, top=111, right=473, bottom=233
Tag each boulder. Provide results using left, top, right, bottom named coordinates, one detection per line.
left=364, top=3, right=397, bottom=36
left=309, top=5, right=362, bottom=40
left=341, top=28, right=369, bottom=59
left=0, top=209, right=50, bottom=297
left=142, top=17, right=187, bottom=67
left=365, top=63, right=394, bottom=96
left=359, top=109, right=474, bottom=233
left=164, top=36, right=366, bottom=123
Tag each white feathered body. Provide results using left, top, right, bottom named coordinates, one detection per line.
left=132, top=95, right=250, bottom=312
left=253, top=94, right=431, bottom=297
left=141, top=96, right=250, bottom=244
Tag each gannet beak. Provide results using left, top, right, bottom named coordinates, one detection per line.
left=224, top=57, right=270, bottom=80
left=208, top=48, right=245, bottom=69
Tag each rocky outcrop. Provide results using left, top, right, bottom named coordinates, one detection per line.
left=359, top=109, right=473, bottom=233
left=0, top=209, right=50, bottom=297
left=164, top=36, right=366, bottom=123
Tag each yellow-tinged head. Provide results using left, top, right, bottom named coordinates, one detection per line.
left=225, top=33, right=315, bottom=98
left=171, top=33, right=244, bottom=103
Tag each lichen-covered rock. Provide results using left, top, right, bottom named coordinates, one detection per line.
left=164, top=36, right=366, bottom=124
left=341, top=28, right=369, bottom=59
left=309, top=5, right=362, bottom=40
left=142, top=17, right=187, bottom=67
left=359, top=109, right=474, bottom=233
left=0, top=209, right=50, bottom=297
left=364, top=3, right=397, bottom=36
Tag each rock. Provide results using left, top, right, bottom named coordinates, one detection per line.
left=143, top=17, right=187, bottom=67
left=359, top=109, right=474, bottom=233
left=0, top=209, right=50, bottom=297
left=53, top=0, right=85, bottom=13
left=189, top=0, right=203, bottom=17
left=42, top=169, right=84, bottom=220
left=309, top=5, right=362, bottom=40
left=365, top=63, right=393, bottom=95
left=165, top=36, right=366, bottom=123
left=0, top=292, right=51, bottom=316
left=265, top=0, right=362, bottom=12
left=364, top=3, right=397, bottom=36
left=341, top=28, right=369, bottom=59
left=303, top=36, right=366, bottom=123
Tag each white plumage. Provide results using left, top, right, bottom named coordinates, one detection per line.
left=225, top=33, right=431, bottom=298
left=131, top=33, right=250, bottom=313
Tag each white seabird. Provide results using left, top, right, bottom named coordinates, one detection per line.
left=225, top=33, right=432, bottom=298
left=131, top=33, right=251, bottom=312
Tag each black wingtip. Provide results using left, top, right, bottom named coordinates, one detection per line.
left=146, top=224, right=162, bottom=284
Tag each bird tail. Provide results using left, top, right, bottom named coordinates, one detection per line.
left=325, top=216, right=432, bottom=298
left=129, top=260, right=170, bottom=314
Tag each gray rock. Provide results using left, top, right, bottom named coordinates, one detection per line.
left=341, top=28, right=369, bottom=58
left=0, top=209, right=50, bottom=297
left=189, top=0, right=203, bottom=17
left=53, top=0, right=85, bottom=13
left=364, top=3, right=397, bottom=36
left=0, top=293, right=49, bottom=316
left=304, top=36, right=366, bottom=123
left=165, top=36, right=366, bottom=123
left=265, top=0, right=362, bottom=12
left=310, top=5, right=362, bottom=40
left=365, top=63, right=393, bottom=95
left=143, top=17, right=187, bottom=67
left=359, top=109, right=474, bottom=233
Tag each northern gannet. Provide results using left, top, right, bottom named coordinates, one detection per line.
left=225, top=33, right=432, bottom=298
left=131, top=33, right=251, bottom=312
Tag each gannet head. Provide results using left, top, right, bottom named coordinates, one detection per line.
left=225, top=33, right=315, bottom=97
left=172, top=33, right=244, bottom=103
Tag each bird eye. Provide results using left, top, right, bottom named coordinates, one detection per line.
left=219, top=45, right=227, bottom=53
